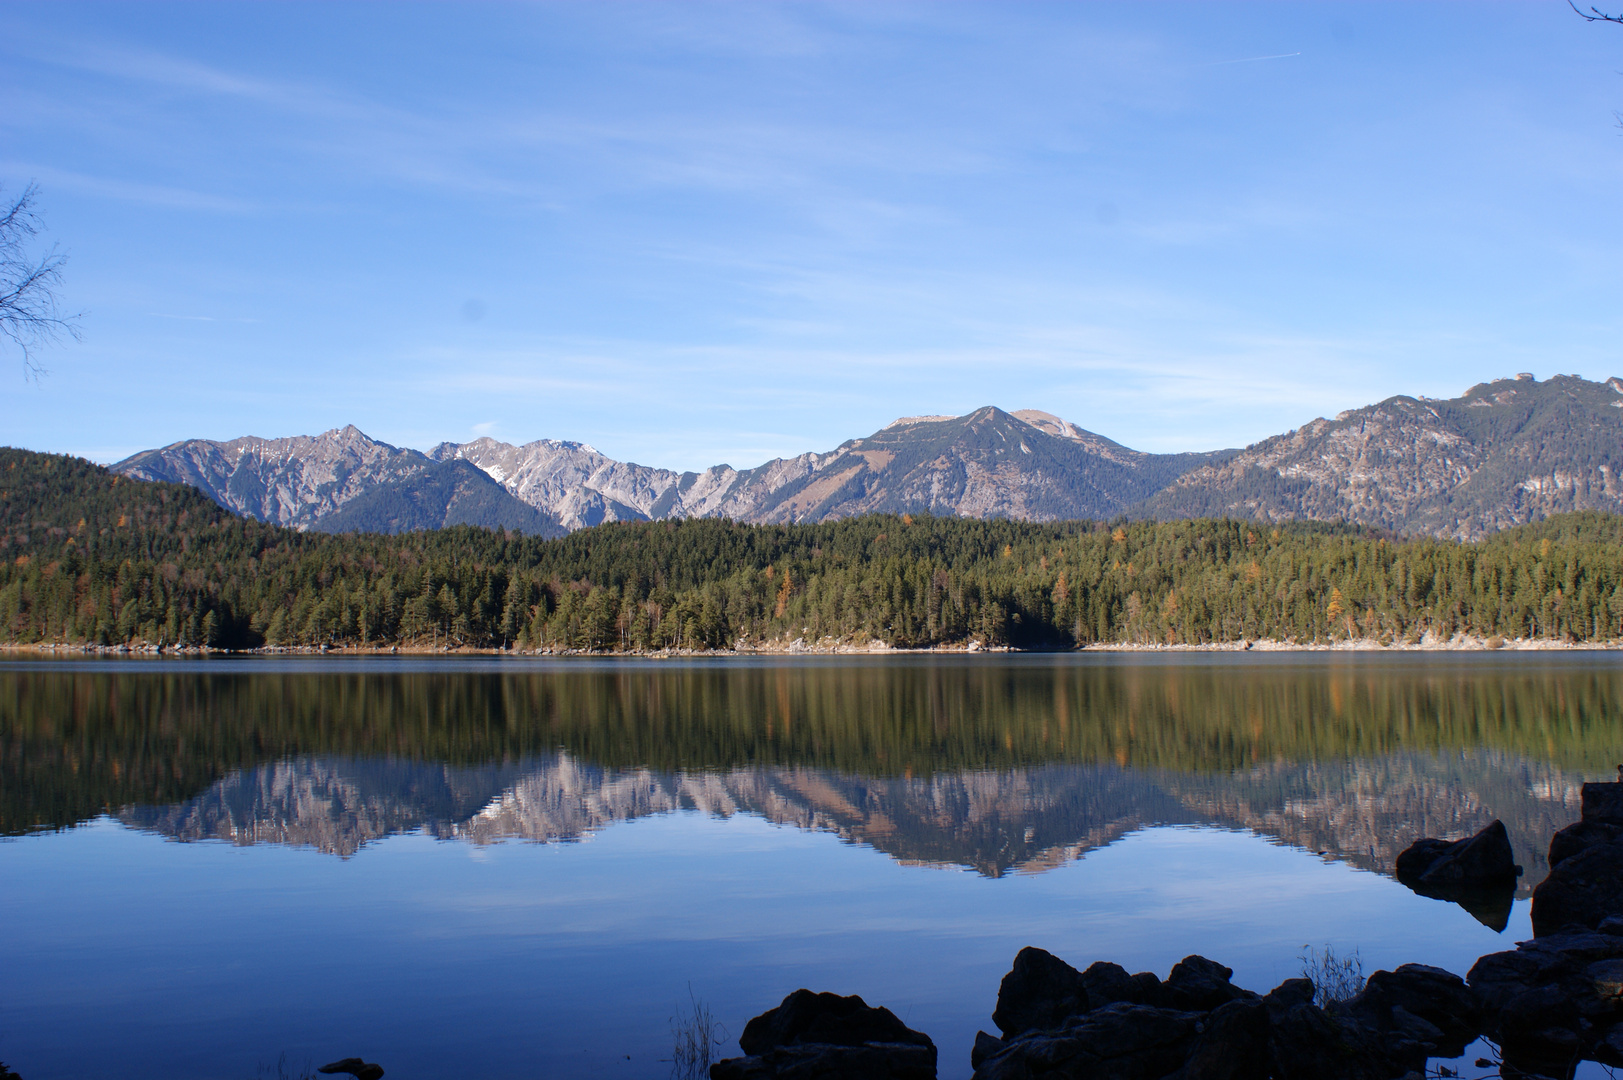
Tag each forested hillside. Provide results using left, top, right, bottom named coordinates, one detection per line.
left=5, top=447, right=1623, bottom=651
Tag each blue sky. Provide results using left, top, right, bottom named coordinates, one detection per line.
left=1, top=2, right=1618, bottom=470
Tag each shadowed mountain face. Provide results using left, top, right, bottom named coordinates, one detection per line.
left=7, top=656, right=1617, bottom=891
left=309, top=458, right=564, bottom=537
left=111, top=374, right=1623, bottom=537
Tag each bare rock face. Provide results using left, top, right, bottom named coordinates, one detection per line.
left=1142, top=374, right=1623, bottom=538
left=112, top=375, right=1623, bottom=538
left=710, top=990, right=937, bottom=1080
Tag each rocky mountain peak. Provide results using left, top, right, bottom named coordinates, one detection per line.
left=112, top=375, right=1623, bottom=538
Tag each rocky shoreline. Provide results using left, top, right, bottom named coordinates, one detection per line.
left=712, top=782, right=1623, bottom=1080
left=2, top=633, right=1619, bottom=659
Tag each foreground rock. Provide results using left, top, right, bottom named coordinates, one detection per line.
left=1444, top=780, right=1623, bottom=1076
left=710, top=989, right=937, bottom=1080
left=317, top=1061, right=384, bottom=1080
left=719, top=782, right=1623, bottom=1079
left=1395, top=819, right=1521, bottom=931
left=1532, top=782, right=1623, bottom=939
left=971, top=946, right=1478, bottom=1079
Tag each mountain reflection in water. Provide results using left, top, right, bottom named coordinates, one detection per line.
left=113, top=751, right=1586, bottom=892
left=3, top=653, right=1618, bottom=891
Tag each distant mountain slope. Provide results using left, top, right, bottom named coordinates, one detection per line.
left=1141, top=375, right=1623, bottom=538
left=311, top=459, right=564, bottom=537
left=114, top=425, right=429, bottom=530
left=707, top=406, right=1228, bottom=523
left=432, top=406, right=1229, bottom=529
left=111, top=374, right=1623, bottom=538
left=114, top=426, right=556, bottom=536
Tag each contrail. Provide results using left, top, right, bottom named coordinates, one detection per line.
left=1210, top=51, right=1302, bottom=66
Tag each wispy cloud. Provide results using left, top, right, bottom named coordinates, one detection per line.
left=1209, top=52, right=1302, bottom=67
left=0, top=161, right=261, bottom=213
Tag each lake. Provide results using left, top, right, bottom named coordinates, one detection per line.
left=2, top=652, right=1620, bottom=1080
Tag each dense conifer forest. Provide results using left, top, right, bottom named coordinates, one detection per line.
left=5, top=446, right=1623, bottom=651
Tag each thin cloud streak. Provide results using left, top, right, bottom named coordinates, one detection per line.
left=1209, top=52, right=1302, bottom=67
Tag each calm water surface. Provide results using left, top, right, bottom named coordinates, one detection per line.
left=3, top=652, right=1622, bottom=1079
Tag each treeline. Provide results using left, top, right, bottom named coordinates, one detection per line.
left=5, top=447, right=1623, bottom=650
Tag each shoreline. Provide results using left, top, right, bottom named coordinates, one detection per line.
left=2, top=633, right=1620, bottom=659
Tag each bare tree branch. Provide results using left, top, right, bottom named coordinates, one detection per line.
left=1569, top=1, right=1623, bottom=23
left=0, top=183, right=82, bottom=379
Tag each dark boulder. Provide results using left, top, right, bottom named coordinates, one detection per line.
left=970, top=1031, right=1005, bottom=1071
left=1495, top=984, right=1585, bottom=1077
left=972, top=1002, right=1202, bottom=1080
left=1260, top=977, right=1314, bottom=1016
left=711, top=1043, right=937, bottom=1080
left=1161, top=955, right=1257, bottom=1013
left=976, top=952, right=1468, bottom=1080
left=1395, top=821, right=1520, bottom=929
left=1469, top=925, right=1623, bottom=1075
left=1165, top=998, right=1271, bottom=1080
left=1128, top=971, right=1164, bottom=1006
left=318, top=1061, right=384, bottom=1080
left=1548, top=820, right=1623, bottom=870
left=1532, top=832, right=1623, bottom=937
left=1582, top=781, right=1623, bottom=824
left=991, top=947, right=1087, bottom=1039
left=1264, top=995, right=1395, bottom=1080
left=1078, top=961, right=1140, bottom=1011
left=714, top=990, right=937, bottom=1080
left=1343, top=964, right=1480, bottom=1057
left=738, top=989, right=932, bottom=1055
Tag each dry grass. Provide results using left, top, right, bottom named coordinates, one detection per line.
left=1300, top=943, right=1365, bottom=1008
left=670, top=986, right=727, bottom=1080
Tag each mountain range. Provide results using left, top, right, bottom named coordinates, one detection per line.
left=112, top=373, right=1623, bottom=539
